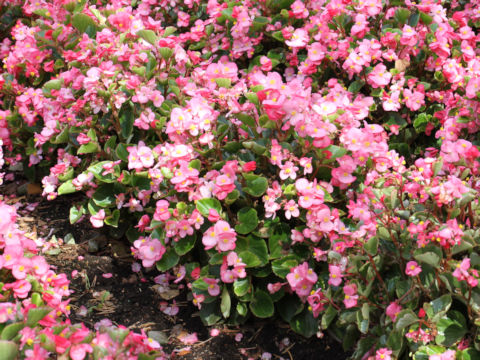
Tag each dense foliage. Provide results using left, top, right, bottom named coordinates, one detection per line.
left=1, top=0, right=480, bottom=359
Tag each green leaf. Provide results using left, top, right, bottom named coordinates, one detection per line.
left=199, top=301, right=222, bottom=326
left=237, top=235, right=268, bottom=267
left=290, top=309, right=318, bottom=338
left=174, top=235, right=196, bottom=256
left=342, top=325, right=359, bottom=351
left=356, top=304, right=370, bottom=335
left=433, top=158, right=443, bottom=176
left=136, top=29, right=158, bottom=45
left=1, top=323, right=24, bottom=340
left=395, top=309, right=418, bottom=331
left=163, top=26, right=177, bottom=37
left=252, top=16, right=269, bottom=31
left=387, top=330, right=403, bottom=353
left=348, top=80, right=365, bottom=93
left=364, top=236, right=378, bottom=255
left=435, top=317, right=467, bottom=346
left=419, top=11, right=433, bottom=25
left=245, top=92, right=259, bottom=105
left=225, top=189, right=240, bottom=205
left=31, top=292, right=43, bottom=307
left=430, top=295, right=452, bottom=317
left=192, top=279, right=209, bottom=292
left=58, top=180, right=77, bottom=195
left=215, top=78, right=232, bottom=88
left=236, top=251, right=261, bottom=267
left=321, top=305, right=337, bottom=330
left=409, top=12, right=420, bottom=27
left=413, top=113, right=430, bottom=133
left=104, top=209, right=120, bottom=227
left=272, top=255, right=299, bottom=278
left=115, top=143, right=129, bottom=162
left=51, top=126, right=69, bottom=144
left=459, top=349, right=480, bottom=360
left=233, top=278, right=250, bottom=297
left=249, top=289, right=274, bottom=318
left=277, top=294, right=304, bottom=322
left=414, top=251, right=440, bottom=267
left=235, top=207, right=258, bottom=234
left=236, top=113, right=256, bottom=128
left=221, top=286, right=231, bottom=318
left=77, top=141, right=100, bottom=154
left=43, top=79, right=62, bottom=91
left=196, top=198, right=222, bottom=217
left=88, top=161, right=116, bottom=183
left=58, top=167, right=74, bottom=182
left=120, top=103, right=134, bottom=140
left=69, top=205, right=84, bottom=224
left=0, top=341, right=18, bottom=360
left=244, top=176, right=268, bottom=197
left=92, top=185, right=116, bottom=207
left=395, top=8, right=411, bottom=24
left=459, top=191, right=477, bottom=207
left=159, top=47, right=173, bottom=60
left=236, top=302, right=248, bottom=316
left=26, top=307, right=52, bottom=327
left=156, top=248, right=179, bottom=271
left=259, top=114, right=276, bottom=129
left=268, top=223, right=289, bottom=259
left=272, top=30, right=284, bottom=42
left=72, top=13, right=97, bottom=35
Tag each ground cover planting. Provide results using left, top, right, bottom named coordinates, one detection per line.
left=1, top=0, right=480, bottom=359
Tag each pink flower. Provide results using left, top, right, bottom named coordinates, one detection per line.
left=242, top=161, right=256, bottom=172
left=192, top=293, right=205, bottom=309
left=202, top=220, right=237, bottom=251
left=205, top=278, right=220, bottom=296
left=403, top=89, right=425, bottom=111
left=351, top=14, right=369, bottom=38
left=70, top=344, right=93, bottom=360
left=76, top=133, right=91, bottom=145
left=279, top=161, right=298, bottom=180
left=307, top=288, right=327, bottom=317
left=367, top=64, right=392, bottom=88
left=386, top=302, right=402, bottom=322
left=285, top=28, right=309, bottom=48
left=376, top=348, right=392, bottom=360
left=343, top=284, right=358, bottom=308
left=90, top=210, right=105, bottom=228
left=134, top=238, right=166, bottom=268
left=284, top=200, right=299, bottom=220
left=286, top=262, right=317, bottom=297
left=259, top=56, right=272, bottom=72
left=405, top=261, right=422, bottom=277
left=208, top=209, right=221, bottom=222
left=328, top=265, right=343, bottom=286
left=154, top=200, right=171, bottom=221
left=178, top=332, right=198, bottom=345
left=4, top=279, right=31, bottom=298
left=429, top=350, right=456, bottom=360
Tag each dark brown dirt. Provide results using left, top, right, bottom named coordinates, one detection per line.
left=1, top=176, right=348, bottom=360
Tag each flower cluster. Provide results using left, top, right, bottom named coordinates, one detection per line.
left=0, top=199, right=166, bottom=359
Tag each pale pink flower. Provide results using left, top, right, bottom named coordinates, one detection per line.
left=405, top=261, right=422, bottom=277
left=90, top=210, right=105, bottom=228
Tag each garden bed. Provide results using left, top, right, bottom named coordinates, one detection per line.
left=3, top=175, right=346, bottom=360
